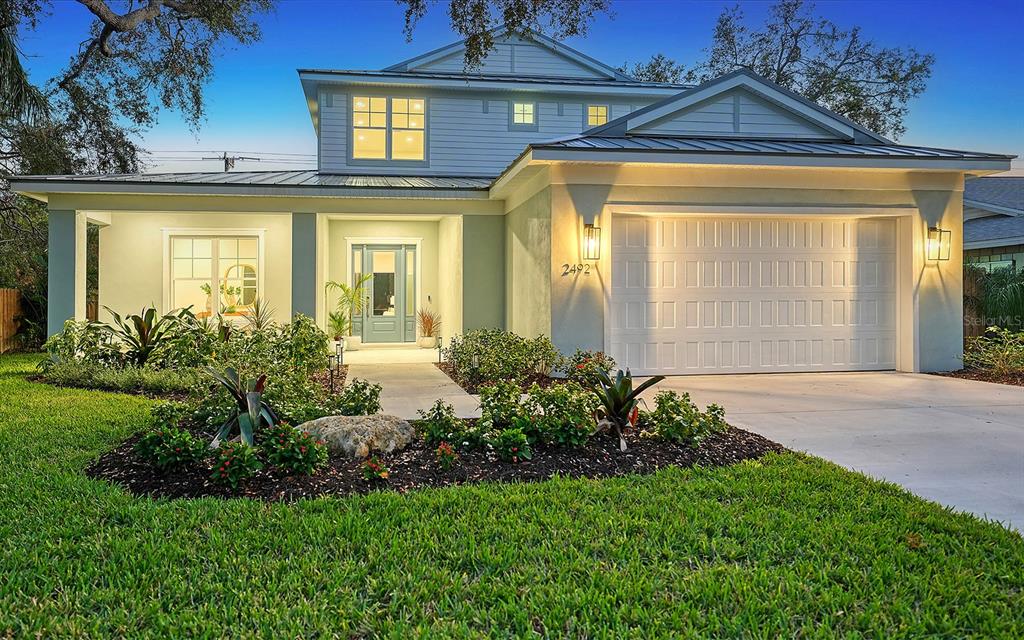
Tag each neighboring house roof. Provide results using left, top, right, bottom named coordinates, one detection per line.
left=383, top=27, right=634, bottom=81
left=964, top=176, right=1024, bottom=216
left=964, top=214, right=1024, bottom=249
left=11, top=171, right=492, bottom=199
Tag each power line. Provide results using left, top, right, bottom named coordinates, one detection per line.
left=201, top=152, right=262, bottom=172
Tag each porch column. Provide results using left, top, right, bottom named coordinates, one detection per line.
left=47, top=209, right=87, bottom=336
left=291, top=212, right=317, bottom=318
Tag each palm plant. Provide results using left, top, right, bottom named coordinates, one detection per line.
left=102, top=306, right=189, bottom=366
left=590, top=369, right=665, bottom=452
left=327, top=310, right=350, bottom=340
left=964, top=265, right=1024, bottom=333
left=205, top=367, right=279, bottom=448
left=325, top=274, right=372, bottom=337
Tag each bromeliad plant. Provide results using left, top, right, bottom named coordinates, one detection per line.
left=205, top=366, right=280, bottom=448
left=103, top=305, right=190, bottom=366
left=590, top=369, right=665, bottom=452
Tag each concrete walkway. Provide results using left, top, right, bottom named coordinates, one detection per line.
left=347, top=363, right=479, bottom=419
left=644, top=372, right=1024, bottom=531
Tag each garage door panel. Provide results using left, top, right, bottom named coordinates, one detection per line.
left=610, top=215, right=897, bottom=375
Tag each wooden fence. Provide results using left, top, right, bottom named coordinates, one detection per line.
left=0, top=289, right=20, bottom=353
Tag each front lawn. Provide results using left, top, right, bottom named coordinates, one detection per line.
left=1, top=354, right=1021, bottom=637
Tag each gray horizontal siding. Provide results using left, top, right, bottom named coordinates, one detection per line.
left=320, top=90, right=651, bottom=175
left=414, top=36, right=602, bottom=79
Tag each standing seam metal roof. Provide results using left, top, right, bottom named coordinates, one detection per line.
left=12, top=170, right=493, bottom=189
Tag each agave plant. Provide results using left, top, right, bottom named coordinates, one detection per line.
left=590, top=369, right=665, bottom=452
left=103, top=306, right=189, bottom=366
left=205, top=367, right=279, bottom=448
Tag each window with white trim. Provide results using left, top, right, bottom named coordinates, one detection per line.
left=513, top=102, right=535, bottom=125
left=171, top=236, right=259, bottom=317
left=587, top=104, right=608, bottom=126
left=352, top=96, right=425, bottom=160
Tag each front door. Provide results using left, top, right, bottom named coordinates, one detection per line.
left=353, top=244, right=416, bottom=343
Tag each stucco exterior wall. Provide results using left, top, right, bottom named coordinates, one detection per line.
left=97, top=211, right=293, bottom=322
left=545, top=166, right=966, bottom=372
left=438, top=216, right=464, bottom=339
left=505, top=187, right=552, bottom=337
left=462, top=215, right=505, bottom=331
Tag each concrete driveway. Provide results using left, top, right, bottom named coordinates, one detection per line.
left=645, top=372, right=1024, bottom=531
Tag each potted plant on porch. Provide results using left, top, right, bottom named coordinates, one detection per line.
left=417, top=308, right=441, bottom=348
left=325, top=274, right=371, bottom=351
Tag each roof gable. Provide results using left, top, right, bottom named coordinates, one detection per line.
left=589, top=69, right=891, bottom=144
left=385, top=28, right=632, bottom=81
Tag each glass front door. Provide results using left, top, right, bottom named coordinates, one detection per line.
left=353, top=244, right=416, bottom=343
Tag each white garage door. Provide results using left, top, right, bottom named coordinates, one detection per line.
left=609, top=215, right=897, bottom=375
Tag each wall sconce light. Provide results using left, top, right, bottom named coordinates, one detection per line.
left=926, top=226, right=951, bottom=261
left=583, top=223, right=601, bottom=261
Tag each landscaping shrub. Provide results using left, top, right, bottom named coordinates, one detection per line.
left=39, top=319, right=113, bottom=369
left=361, top=456, right=389, bottom=480
left=435, top=441, right=459, bottom=470
left=962, top=326, right=1024, bottom=376
left=641, top=390, right=728, bottom=446
left=417, top=399, right=463, bottom=446
left=260, top=423, right=328, bottom=476
left=103, top=306, right=192, bottom=367
left=40, top=360, right=202, bottom=395
left=562, top=348, right=616, bottom=387
left=590, top=369, right=665, bottom=452
left=443, top=329, right=562, bottom=386
left=206, top=367, right=279, bottom=447
left=489, top=427, right=531, bottom=463
left=334, top=379, right=382, bottom=416
left=134, top=426, right=207, bottom=471
left=210, top=442, right=263, bottom=488
left=525, top=381, right=598, bottom=447
left=478, top=379, right=527, bottom=431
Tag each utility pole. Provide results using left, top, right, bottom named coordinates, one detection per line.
left=202, top=152, right=261, bottom=171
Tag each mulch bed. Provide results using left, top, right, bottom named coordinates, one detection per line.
left=435, top=362, right=559, bottom=394
left=933, top=369, right=1024, bottom=387
left=311, top=365, right=349, bottom=395
left=85, top=426, right=785, bottom=502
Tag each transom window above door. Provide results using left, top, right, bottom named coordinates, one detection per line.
left=352, top=96, right=425, bottom=161
left=170, top=235, right=260, bottom=317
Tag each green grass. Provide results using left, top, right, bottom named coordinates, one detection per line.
left=0, top=353, right=1021, bottom=638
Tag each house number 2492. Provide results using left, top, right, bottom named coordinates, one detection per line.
left=561, top=263, right=591, bottom=276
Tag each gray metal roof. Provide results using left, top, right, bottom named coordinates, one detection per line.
left=964, top=177, right=1024, bottom=213
left=531, top=135, right=1015, bottom=160
left=298, top=68, right=691, bottom=90
left=14, top=170, right=492, bottom=190
left=965, top=215, right=1024, bottom=244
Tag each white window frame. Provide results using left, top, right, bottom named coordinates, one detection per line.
left=510, top=101, right=538, bottom=131
left=161, top=228, right=266, bottom=316
left=350, top=96, right=428, bottom=164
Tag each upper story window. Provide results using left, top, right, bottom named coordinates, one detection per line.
left=513, top=102, right=535, bottom=125
left=352, top=96, right=425, bottom=161
left=587, top=104, right=608, bottom=126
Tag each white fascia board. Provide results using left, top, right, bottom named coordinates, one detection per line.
left=963, top=199, right=1024, bottom=217
left=624, top=75, right=857, bottom=140
left=965, top=237, right=1024, bottom=250
left=297, top=72, right=681, bottom=98
left=7, top=180, right=493, bottom=201
left=528, top=148, right=1014, bottom=172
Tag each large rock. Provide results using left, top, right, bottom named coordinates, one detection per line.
left=298, top=414, right=416, bottom=459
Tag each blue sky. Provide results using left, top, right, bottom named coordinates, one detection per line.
left=20, top=0, right=1024, bottom=173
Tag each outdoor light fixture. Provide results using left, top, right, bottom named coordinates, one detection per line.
left=927, top=226, right=951, bottom=261
left=437, top=336, right=443, bottom=364
left=583, top=223, right=601, bottom=261
left=327, top=341, right=344, bottom=394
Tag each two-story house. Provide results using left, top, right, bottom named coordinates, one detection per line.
left=13, top=28, right=1014, bottom=374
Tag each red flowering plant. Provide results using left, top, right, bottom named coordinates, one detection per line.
left=210, top=442, right=263, bottom=489
left=260, top=422, right=328, bottom=476
left=489, top=427, right=532, bottom=463
left=361, top=456, right=390, bottom=481
left=135, top=426, right=206, bottom=471
left=435, top=441, right=459, bottom=470
left=563, top=348, right=616, bottom=387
